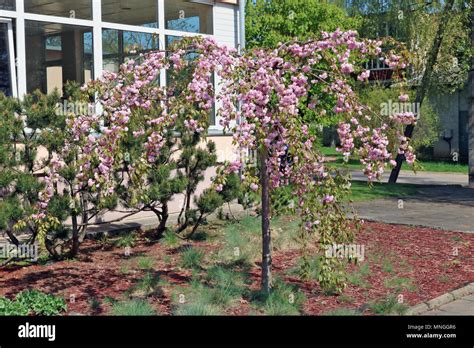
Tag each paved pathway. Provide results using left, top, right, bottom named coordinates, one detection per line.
left=422, top=294, right=474, bottom=315
left=352, top=185, right=474, bottom=233
left=351, top=170, right=468, bottom=186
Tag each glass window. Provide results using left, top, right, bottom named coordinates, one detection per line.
left=165, top=0, right=213, bottom=34
left=102, top=0, right=158, bottom=28
left=102, top=29, right=159, bottom=73
left=0, top=22, right=14, bottom=96
left=25, top=21, right=93, bottom=95
left=0, top=0, right=15, bottom=11
left=25, top=0, right=92, bottom=20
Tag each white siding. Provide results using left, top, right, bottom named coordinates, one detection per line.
left=213, top=3, right=239, bottom=49
left=209, top=3, right=240, bottom=134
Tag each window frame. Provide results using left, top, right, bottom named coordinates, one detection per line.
left=0, top=0, right=223, bottom=129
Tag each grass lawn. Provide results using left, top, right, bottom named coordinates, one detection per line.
left=1, top=215, right=472, bottom=316
left=321, top=147, right=468, bottom=174
left=349, top=181, right=423, bottom=202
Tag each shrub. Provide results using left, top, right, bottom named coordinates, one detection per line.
left=219, top=216, right=261, bottom=264
left=288, top=255, right=322, bottom=280
left=251, top=279, right=305, bottom=315
left=174, top=302, right=221, bottom=316
left=180, top=247, right=204, bottom=269
left=89, top=298, right=101, bottom=312
left=205, top=266, right=246, bottom=307
left=116, top=233, right=136, bottom=248
left=0, top=298, right=29, bottom=316
left=369, top=295, right=409, bottom=315
left=0, top=291, right=67, bottom=316
left=384, top=277, right=416, bottom=292
left=171, top=279, right=225, bottom=315
left=136, top=257, right=155, bottom=271
left=0, top=86, right=118, bottom=260
left=162, top=229, right=180, bottom=248
left=132, top=273, right=163, bottom=296
left=112, top=299, right=156, bottom=316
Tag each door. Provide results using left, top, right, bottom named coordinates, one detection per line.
left=459, top=110, right=468, bottom=163
left=0, top=18, right=17, bottom=97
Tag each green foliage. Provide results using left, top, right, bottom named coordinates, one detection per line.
left=381, top=259, right=395, bottom=274
left=205, top=266, right=247, bottom=307
left=0, top=298, right=30, bottom=316
left=89, top=298, right=101, bottom=312
left=251, top=279, right=305, bottom=315
left=195, top=189, right=224, bottom=215
left=112, top=299, right=156, bottom=316
left=130, top=273, right=164, bottom=298
left=288, top=255, right=321, bottom=280
left=179, top=247, right=205, bottom=269
left=271, top=185, right=296, bottom=216
left=358, top=85, right=440, bottom=157
left=171, top=267, right=248, bottom=315
left=174, top=302, right=222, bottom=316
left=369, top=295, right=409, bottom=315
left=220, top=216, right=261, bottom=264
left=136, top=256, right=155, bottom=270
left=219, top=173, right=242, bottom=204
left=0, top=84, right=114, bottom=259
left=176, top=140, right=234, bottom=235
left=0, top=91, right=59, bottom=247
left=347, top=266, right=372, bottom=289
left=384, top=277, right=416, bottom=292
left=346, top=0, right=472, bottom=92
left=298, top=170, right=359, bottom=294
left=246, top=0, right=361, bottom=49
left=115, top=233, right=136, bottom=248
left=162, top=229, right=180, bottom=247
left=172, top=279, right=223, bottom=315
left=0, top=291, right=67, bottom=316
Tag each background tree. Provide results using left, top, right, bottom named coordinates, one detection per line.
left=246, top=0, right=362, bottom=49
left=388, top=0, right=456, bottom=183
left=335, top=0, right=472, bottom=177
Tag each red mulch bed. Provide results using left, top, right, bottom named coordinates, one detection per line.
left=0, top=221, right=472, bottom=315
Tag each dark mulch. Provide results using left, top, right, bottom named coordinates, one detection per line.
left=0, top=221, right=472, bottom=315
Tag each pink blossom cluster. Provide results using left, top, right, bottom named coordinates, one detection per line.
left=385, top=54, right=407, bottom=70
left=34, top=32, right=415, bottom=223
left=33, top=159, right=64, bottom=219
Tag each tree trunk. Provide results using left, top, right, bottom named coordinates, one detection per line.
left=260, top=148, right=272, bottom=293
left=5, top=223, right=20, bottom=246
left=154, top=203, right=169, bottom=239
left=469, top=0, right=474, bottom=188
left=389, top=0, right=456, bottom=183
left=69, top=214, right=80, bottom=258
left=78, top=194, right=88, bottom=243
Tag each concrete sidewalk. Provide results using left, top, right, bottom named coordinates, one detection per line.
left=408, top=283, right=474, bottom=315
left=423, top=295, right=474, bottom=315
left=351, top=170, right=468, bottom=186
left=353, top=185, right=474, bottom=233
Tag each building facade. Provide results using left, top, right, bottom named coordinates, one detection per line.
left=0, top=0, right=242, bottom=160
